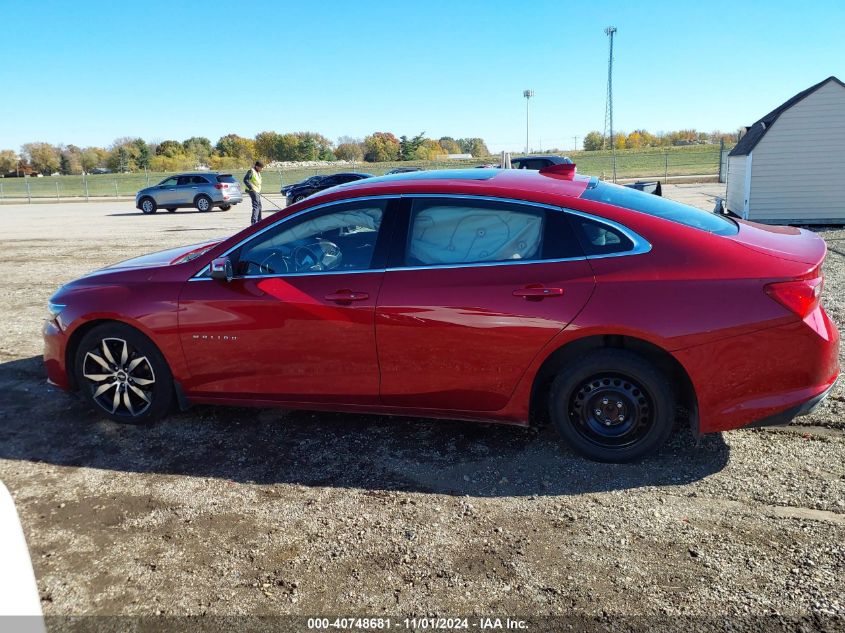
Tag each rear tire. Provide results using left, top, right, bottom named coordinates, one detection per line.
left=195, top=195, right=212, bottom=212
left=74, top=324, right=174, bottom=425
left=220, top=204, right=232, bottom=211
left=139, top=197, right=157, bottom=214
left=166, top=208, right=177, bottom=213
left=548, top=349, right=676, bottom=462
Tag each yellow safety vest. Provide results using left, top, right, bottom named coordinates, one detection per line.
left=246, top=168, right=262, bottom=194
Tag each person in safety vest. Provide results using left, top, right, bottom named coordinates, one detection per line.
left=244, top=161, right=264, bottom=225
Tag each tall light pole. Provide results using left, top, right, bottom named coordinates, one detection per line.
left=523, top=89, right=534, bottom=154
left=603, top=26, right=617, bottom=181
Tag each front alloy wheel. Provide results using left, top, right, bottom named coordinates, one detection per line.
left=82, top=338, right=155, bottom=417
left=75, top=325, right=173, bottom=424
left=140, top=198, right=157, bottom=214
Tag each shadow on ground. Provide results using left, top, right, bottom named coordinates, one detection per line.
left=0, top=356, right=729, bottom=497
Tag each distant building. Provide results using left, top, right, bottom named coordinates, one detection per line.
left=726, top=76, right=845, bottom=224
left=443, top=153, right=473, bottom=160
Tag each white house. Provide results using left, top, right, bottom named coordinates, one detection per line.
left=726, top=76, right=845, bottom=224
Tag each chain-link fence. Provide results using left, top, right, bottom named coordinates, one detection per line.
left=0, top=146, right=729, bottom=203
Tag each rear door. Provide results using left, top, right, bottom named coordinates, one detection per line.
left=375, top=196, right=595, bottom=411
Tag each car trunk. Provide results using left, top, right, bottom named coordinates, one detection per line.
left=728, top=220, right=827, bottom=266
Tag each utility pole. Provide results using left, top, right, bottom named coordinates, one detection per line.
left=573, top=136, right=579, bottom=151
left=523, top=90, right=534, bottom=154
left=604, top=26, right=617, bottom=181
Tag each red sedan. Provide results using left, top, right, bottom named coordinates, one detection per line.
left=43, top=167, right=839, bottom=461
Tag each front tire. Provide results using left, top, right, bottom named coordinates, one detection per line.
left=195, top=195, right=212, bottom=212
left=293, top=194, right=307, bottom=203
left=548, top=349, right=676, bottom=462
left=139, top=197, right=157, bottom=214
left=74, top=324, right=174, bottom=424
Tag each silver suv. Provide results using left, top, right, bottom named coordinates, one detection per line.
left=135, top=172, right=244, bottom=214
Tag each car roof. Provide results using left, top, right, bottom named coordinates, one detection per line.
left=306, top=168, right=590, bottom=205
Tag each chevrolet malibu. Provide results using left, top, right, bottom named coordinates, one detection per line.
left=44, top=166, right=839, bottom=461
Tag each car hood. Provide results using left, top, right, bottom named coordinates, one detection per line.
left=94, top=240, right=222, bottom=273
left=729, top=220, right=827, bottom=265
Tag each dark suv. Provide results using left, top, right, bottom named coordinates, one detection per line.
left=511, top=155, right=573, bottom=170
left=281, top=173, right=372, bottom=204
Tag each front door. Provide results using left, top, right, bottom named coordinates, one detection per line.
left=154, top=176, right=180, bottom=206
left=376, top=196, right=595, bottom=412
left=178, top=198, right=395, bottom=404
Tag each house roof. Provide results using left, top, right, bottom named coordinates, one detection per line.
left=729, top=76, right=845, bottom=156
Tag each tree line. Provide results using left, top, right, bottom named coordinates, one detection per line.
left=0, top=132, right=491, bottom=176
left=581, top=129, right=738, bottom=151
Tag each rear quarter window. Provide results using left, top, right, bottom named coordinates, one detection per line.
left=581, top=181, right=738, bottom=236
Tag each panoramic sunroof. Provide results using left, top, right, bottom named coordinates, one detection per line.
left=356, top=169, right=499, bottom=185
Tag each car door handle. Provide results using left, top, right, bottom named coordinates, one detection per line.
left=325, top=290, right=369, bottom=303
left=513, top=286, right=564, bottom=299
left=191, top=186, right=198, bottom=189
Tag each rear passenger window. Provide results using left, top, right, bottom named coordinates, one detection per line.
left=191, top=176, right=210, bottom=184
left=407, top=199, right=544, bottom=266
left=570, top=216, right=634, bottom=256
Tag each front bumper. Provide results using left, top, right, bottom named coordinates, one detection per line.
left=43, top=318, right=70, bottom=390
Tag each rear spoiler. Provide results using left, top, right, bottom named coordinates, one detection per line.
left=623, top=181, right=662, bottom=196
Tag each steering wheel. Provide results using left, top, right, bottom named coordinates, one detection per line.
left=292, top=240, right=342, bottom=272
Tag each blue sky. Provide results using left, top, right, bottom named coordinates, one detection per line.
left=1, top=0, right=843, bottom=153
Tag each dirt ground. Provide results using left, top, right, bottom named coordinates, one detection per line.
left=0, top=185, right=843, bottom=631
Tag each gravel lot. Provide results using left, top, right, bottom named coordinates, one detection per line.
left=0, top=185, right=843, bottom=631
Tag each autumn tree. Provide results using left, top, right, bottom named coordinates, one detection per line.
left=60, top=145, right=84, bottom=175
left=457, top=137, right=490, bottom=157
left=155, top=140, right=182, bottom=157
left=216, top=134, right=255, bottom=162
left=416, top=139, right=445, bottom=160
left=79, top=147, right=108, bottom=172
left=0, top=149, right=19, bottom=174
left=182, top=136, right=213, bottom=165
left=335, top=142, right=364, bottom=161
left=438, top=137, right=461, bottom=154
left=582, top=131, right=604, bottom=151
left=21, top=142, right=61, bottom=174
left=363, top=132, right=400, bottom=162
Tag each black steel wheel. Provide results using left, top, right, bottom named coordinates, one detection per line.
left=74, top=324, right=173, bottom=424
left=549, top=349, right=675, bottom=462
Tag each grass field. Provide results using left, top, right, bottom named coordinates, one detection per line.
left=0, top=144, right=727, bottom=200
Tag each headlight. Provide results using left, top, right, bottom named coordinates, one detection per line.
left=48, top=301, right=66, bottom=318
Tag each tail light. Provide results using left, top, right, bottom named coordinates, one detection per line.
left=765, top=277, right=823, bottom=318
left=214, top=183, right=229, bottom=190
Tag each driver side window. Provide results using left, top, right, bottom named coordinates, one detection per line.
left=234, top=201, right=387, bottom=276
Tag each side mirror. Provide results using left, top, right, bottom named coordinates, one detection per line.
left=210, top=256, right=233, bottom=282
